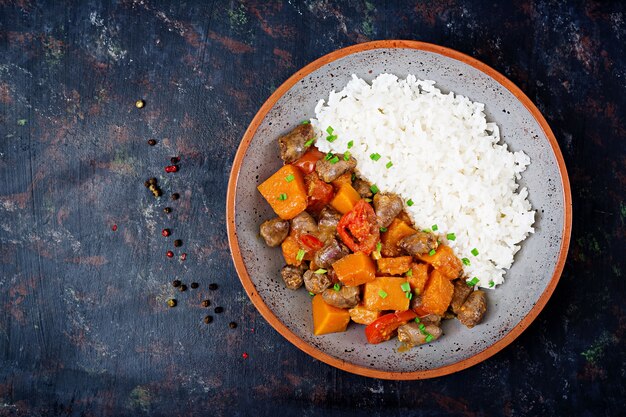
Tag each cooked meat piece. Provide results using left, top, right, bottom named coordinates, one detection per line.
left=315, top=155, right=357, bottom=183
left=399, top=232, right=439, bottom=256
left=353, top=178, right=372, bottom=198
left=322, top=285, right=360, bottom=309
left=278, top=124, right=315, bottom=163
left=419, top=314, right=442, bottom=326
left=450, top=279, right=473, bottom=314
left=397, top=322, right=443, bottom=347
left=259, top=217, right=290, bottom=247
left=397, top=210, right=414, bottom=227
left=410, top=294, right=423, bottom=310
left=317, top=207, right=342, bottom=242
left=290, top=211, right=318, bottom=236
left=457, top=290, right=487, bottom=328
left=327, top=267, right=339, bottom=284
left=313, top=238, right=350, bottom=268
left=280, top=265, right=306, bottom=290
left=303, top=269, right=332, bottom=294
left=373, top=193, right=403, bottom=228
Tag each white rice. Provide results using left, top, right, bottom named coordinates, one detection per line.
left=313, top=74, right=535, bottom=289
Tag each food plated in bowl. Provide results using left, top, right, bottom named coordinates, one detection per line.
left=227, top=41, right=571, bottom=379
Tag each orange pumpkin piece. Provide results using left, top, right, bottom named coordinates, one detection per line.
left=363, top=277, right=411, bottom=311
left=257, top=165, right=308, bottom=220
left=333, top=252, right=376, bottom=286
left=380, top=218, right=416, bottom=257
left=377, top=256, right=413, bottom=276
left=421, top=270, right=454, bottom=316
left=348, top=305, right=381, bottom=325
left=331, top=172, right=353, bottom=189
left=312, top=294, right=351, bottom=335
left=416, top=244, right=463, bottom=279
left=329, top=183, right=361, bottom=214
left=407, top=262, right=430, bottom=295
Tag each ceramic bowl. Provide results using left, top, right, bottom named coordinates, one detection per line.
left=226, top=40, right=571, bottom=379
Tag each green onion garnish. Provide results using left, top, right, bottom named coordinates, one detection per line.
left=370, top=184, right=379, bottom=194
left=329, top=156, right=340, bottom=164
left=379, top=227, right=387, bottom=232
left=418, top=323, right=426, bottom=331
left=370, top=153, right=381, bottom=161
left=301, top=120, right=310, bottom=125
left=333, top=283, right=341, bottom=291
left=431, top=224, right=438, bottom=231
left=364, top=198, right=372, bottom=202
left=467, top=277, right=479, bottom=286
left=285, top=174, right=295, bottom=183
left=471, top=248, right=479, bottom=256
left=326, top=134, right=337, bottom=142
left=375, top=242, right=382, bottom=254
left=385, top=161, right=393, bottom=169
left=309, top=291, right=314, bottom=296
left=422, top=228, right=431, bottom=233
left=406, top=292, right=413, bottom=299
left=314, top=269, right=327, bottom=274
left=343, top=151, right=351, bottom=161
left=347, top=140, right=354, bottom=149
left=462, top=257, right=471, bottom=266
left=378, top=290, right=388, bottom=299
left=324, top=152, right=333, bottom=161
left=414, top=317, right=420, bottom=324
left=425, top=334, right=434, bottom=343
left=446, top=233, right=456, bottom=241
left=295, top=249, right=305, bottom=261
left=400, top=282, right=411, bottom=292
left=407, top=199, right=414, bottom=206
left=304, top=138, right=315, bottom=147
left=326, top=126, right=334, bottom=134
left=428, top=249, right=436, bottom=256
left=405, top=269, right=413, bottom=277
left=489, top=280, right=495, bottom=288
left=278, top=193, right=287, bottom=201
left=351, top=173, right=356, bottom=181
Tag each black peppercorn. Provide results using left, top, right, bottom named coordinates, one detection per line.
left=148, top=177, right=157, bottom=185
left=163, top=207, right=172, bottom=214
left=147, top=139, right=157, bottom=146
left=178, top=284, right=187, bottom=292
left=214, top=306, right=224, bottom=314
left=172, top=280, right=181, bottom=287
left=229, top=322, right=237, bottom=329
left=201, top=300, right=210, bottom=307
left=203, top=315, right=213, bottom=324
left=144, top=180, right=150, bottom=188
left=208, top=283, right=218, bottom=291
left=167, top=299, right=177, bottom=308
left=174, top=239, right=182, bottom=247
left=170, top=156, right=180, bottom=164
left=190, top=282, right=199, bottom=289
left=171, top=193, right=180, bottom=200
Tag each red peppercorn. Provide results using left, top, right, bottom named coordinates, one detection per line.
left=166, top=250, right=174, bottom=258
left=165, top=165, right=179, bottom=173
left=111, top=224, right=117, bottom=231
left=242, top=352, right=249, bottom=359
left=161, top=228, right=171, bottom=237
left=180, top=253, right=187, bottom=261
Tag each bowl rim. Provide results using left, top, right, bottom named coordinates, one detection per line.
left=226, top=40, right=572, bottom=380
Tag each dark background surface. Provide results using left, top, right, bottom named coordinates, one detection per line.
left=1, top=1, right=625, bottom=416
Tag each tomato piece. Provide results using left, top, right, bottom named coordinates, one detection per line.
left=299, top=233, right=324, bottom=251
left=364, top=310, right=417, bottom=344
left=304, top=172, right=335, bottom=213
left=337, top=199, right=380, bottom=255
left=292, top=147, right=325, bottom=175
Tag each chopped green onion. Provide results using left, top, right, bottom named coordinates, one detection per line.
left=422, top=229, right=431, bottom=233
left=347, top=140, right=354, bottom=149
left=471, top=248, right=479, bottom=256
left=309, top=291, right=314, bottom=296
left=385, top=161, right=393, bottom=169
left=325, top=152, right=333, bottom=161
left=407, top=199, right=414, bottom=207
left=425, top=334, right=434, bottom=343
left=326, top=134, right=337, bottom=142
left=428, top=249, right=436, bottom=256
left=406, top=291, right=413, bottom=299
left=414, top=317, right=420, bottom=323
left=431, top=224, right=438, bottom=231
left=370, top=153, right=381, bottom=161
left=329, top=156, right=340, bottom=164
left=400, top=282, right=411, bottom=292
left=301, top=120, right=310, bottom=124
left=364, top=198, right=372, bottom=202
left=378, top=290, right=388, bottom=299
left=285, top=174, right=295, bottom=183
left=343, top=151, right=351, bottom=161
left=304, top=138, right=315, bottom=147
left=278, top=193, right=287, bottom=201
left=376, top=242, right=382, bottom=253
left=370, top=184, right=379, bottom=194
left=489, top=280, right=495, bottom=288
left=446, top=233, right=456, bottom=241
left=351, top=173, right=356, bottom=181
left=467, top=277, right=479, bottom=286
left=314, top=269, right=327, bottom=274
left=379, top=227, right=387, bottom=232
left=333, top=283, right=341, bottom=291
left=462, top=257, right=471, bottom=266
left=326, top=126, right=334, bottom=134
left=418, top=323, right=426, bottom=331
left=405, top=269, right=413, bottom=277
left=295, top=249, right=305, bottom=261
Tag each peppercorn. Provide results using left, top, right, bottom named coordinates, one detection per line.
left=167, top=299, right=177, bottom=308
left=162, top=228, right=171, bottom=237
left=170, top=156, right=180, bottom=164
left=201, top=300, right=210, bottom=307
left=203, top=315, right=213, bottom=324
left=214, top=306, right=224, bottom=314
left=180, top=253, right=187, bottom=261
left=165, top=165, right=179, bottom=173
left=174, top=239, right=182, bottom=247
left=148, top=177, right=157, bottom=185
left=144, top=180, right=150, bottom=188
left=147, top=139, right=157, bottom=146
left=229, top=322, right=237, bottom=329
left=190, top=282, right=199, bottom=289
left=171, top=193, right=180, bottom=200
left=208, top=283, right=218, bottom=291
left=111, top=224, right=118, bottom=231
left=166, top=250, right=174, bottom=258
left=172, top=280, right=181, bottom=287
left=163, top=207, right=172, bottom=214
left=178, top=284, right=187, bottom=292
left=242, top=352, right=249, bottom=359
left=135, top=99, right=145, bottom=109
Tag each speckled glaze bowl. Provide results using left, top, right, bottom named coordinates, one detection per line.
left=226, top=40, right=572, bottom=379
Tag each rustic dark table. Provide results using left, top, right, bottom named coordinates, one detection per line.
left=1, top=1, right=625, bottom=416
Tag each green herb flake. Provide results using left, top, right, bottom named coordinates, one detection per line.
left=347, top=140, right=354, bottom=149
left=329, top=156, right=340, bottom=164
left=385, top=161, right=393, bottom=169
left=295, top=249, right=306, bottom=261
left=314, top=269, right=327, bottom=274
left=378, top=290, right=388, bottom=299
left=325, top=152, right=334, bottom=161
left=326, top=126, right=334, bottom=135
left=425, top=334, right=434, bottom=343
left=462, top=257, right=471, bottom=266
left=400, top=282, right=411, bottom=292
left=277, top=193, right=288, bottom=201
left=343, top=151, right=351, bottom=161
left=414, top=317, right=420, bottom=324
left=467, top=277, right=479, bottom=287
left=489, top=280, right=495, bottom=288
left=309, top=291, right=315, bottom=296
left=446, top=233, right=456, bottom=241
left=471, top=248, right=479, bottom=256
left=370, top=153, right=381, bottom=161
left=364, top=197, right=372, bottom=202
left=379, top=227, right=387, bottom=232
left=333, top=283, right=341, bottom=291
left=431, top=224, right=438, bottom=231
left=406, top=292, right=413, bottom=300
left=351, top=173, right=356, bottom=181
left=405, top=269, right=413, bottom=277
left=285, top=174, right=295, bottom=183
left=376, top=242, right=382, bottom=253
left=326, top=134, right=338, bottom=142
left=304, top=138, right=315, bottom=147
left=407, top=199, right=414, bottom=207
left=370, top=184, right=379, bottom=194
left=428, top=249, right=436, bottom=256
left=418, top=323, right=426, bottom=332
